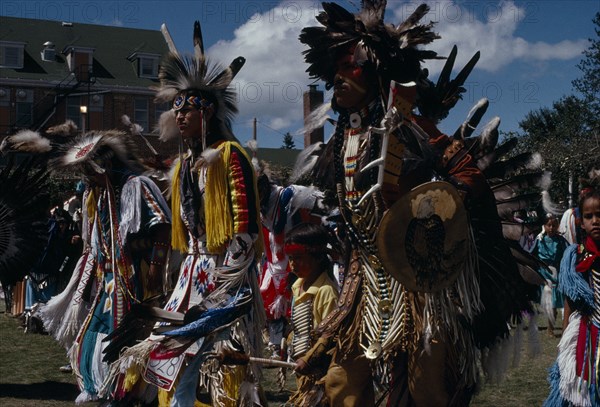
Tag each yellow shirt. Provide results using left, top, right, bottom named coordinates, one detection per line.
left=291, top=272, right=339, bottom=325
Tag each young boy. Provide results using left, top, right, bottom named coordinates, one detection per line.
left=285, top=223, right=339, bottom=407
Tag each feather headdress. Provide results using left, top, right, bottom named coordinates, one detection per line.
left=299, top=1, right=440, bottom=99
left=50, top=130, right=144, bottom=175
left=154, top=21, right=245, bottom=142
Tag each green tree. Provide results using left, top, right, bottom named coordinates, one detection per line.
left=573, top=12, right=600, bottom=121
left=514, top=13, right=600, bottom=205
left=281, top=132, right=296, bottom=149
left=516, top=96, right=597, bottom=204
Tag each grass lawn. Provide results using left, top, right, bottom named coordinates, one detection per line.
left=0, top=301, right=560, bottom=406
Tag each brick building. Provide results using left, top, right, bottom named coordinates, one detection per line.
left=0, top=17, right=171, bottom=151
left=0, top=16, right=307, bottom=174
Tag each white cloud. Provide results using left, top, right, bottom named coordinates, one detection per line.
left=206, top=0, right=586, bottom=146
left=207, top=1, right=320, bottom=143
left=393, top=1, right=587, bottom=75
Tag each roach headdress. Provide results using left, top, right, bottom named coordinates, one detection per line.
left=154, top=21, right=245, bottom=143
left=299, top=1, right=440, bottom=100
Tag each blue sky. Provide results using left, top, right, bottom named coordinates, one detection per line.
left=2, top=0, right=598, bottom=148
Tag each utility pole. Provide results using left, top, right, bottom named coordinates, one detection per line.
left=253, top=117, right=257, bottom=141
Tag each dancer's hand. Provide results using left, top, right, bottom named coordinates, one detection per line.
left=295, top=358, right=309, bottom=374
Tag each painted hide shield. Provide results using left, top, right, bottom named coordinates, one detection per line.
left=376, top=181, right=468, bottom=292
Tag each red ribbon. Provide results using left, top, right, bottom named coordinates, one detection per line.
left=575, top=315, right=598, bottom=382
left=576, top=236, right=600, bottom=273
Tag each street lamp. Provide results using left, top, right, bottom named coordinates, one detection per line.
left=80, top=105, right=87, bottom=133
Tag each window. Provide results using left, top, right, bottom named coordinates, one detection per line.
left=0, top=88, right=9, bottom=107
left=89, top=94, right=104, bottom=112
left=134, top=98, right=148, bottom=132
left=0, top=42, right=26, bottom=68
left=128, top=52, right=160, bottom=79
left=15, top=89, right=33, bottom=127
left=139, top=57, right=158, bottom=78
left=66, top=96, right=82, bottom=124
left=15, top=102, right=32, bottom=127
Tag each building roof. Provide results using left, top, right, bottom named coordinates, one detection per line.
left=0, top=16, right=168, bottom=88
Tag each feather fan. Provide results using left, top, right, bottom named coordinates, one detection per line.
left=0, top=157, right=50, bottom=288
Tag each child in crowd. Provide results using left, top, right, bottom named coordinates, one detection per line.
left=533, top=213, right=569, bottom=336
left=284, top=223, right=339, bottom=407
left=545, top=178, right=600, bottom=406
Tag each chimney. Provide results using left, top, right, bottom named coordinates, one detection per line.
left=41, top=41, right=56, bottom=62
left=303, top=84, right=324, bottom=148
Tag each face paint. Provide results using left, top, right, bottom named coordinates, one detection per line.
left=333, top=48, right=370, bottom=110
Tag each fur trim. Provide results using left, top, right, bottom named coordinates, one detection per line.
left=121, top=115, right=144, bottom=136
left=557, top=312, right=592, bottom=406
left=200, top=147, right=222, bottom=166
left=157, top=110, right=179, bottom=142
left=46, top=120, right=78, bottom=137
left=0, top=130, right=51, bottom=153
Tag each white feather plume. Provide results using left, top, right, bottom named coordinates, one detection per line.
left=297, top=101, right=332, bottom=137
left=542, top=190, right=565, bottom=216
left=527, top=152, right=543, bottom=170
left=289, top=142, right=324, bottom=183
left=121, top=114, right=132, bottom=127
left=246, top=139, right=258, bottom=153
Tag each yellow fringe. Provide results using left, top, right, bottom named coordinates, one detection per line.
left=205, top=143, right=233, bottom=253
left=171, top=142, right=264, bottom=257
left=123, top=366, right=140, bottom=392
left=170, top=159, right=189, bottom=253
left=157, top=388, right=172, bottom=407
left=85, top=188, right=96, bottom=220
left=157, top=387, right=210, bottom=407
left=220, top=365, right=246, bottom=407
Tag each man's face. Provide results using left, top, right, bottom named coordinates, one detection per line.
left=333, top=51, right=371, bottom=111
left=175, top=107, right=203, bottom=140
